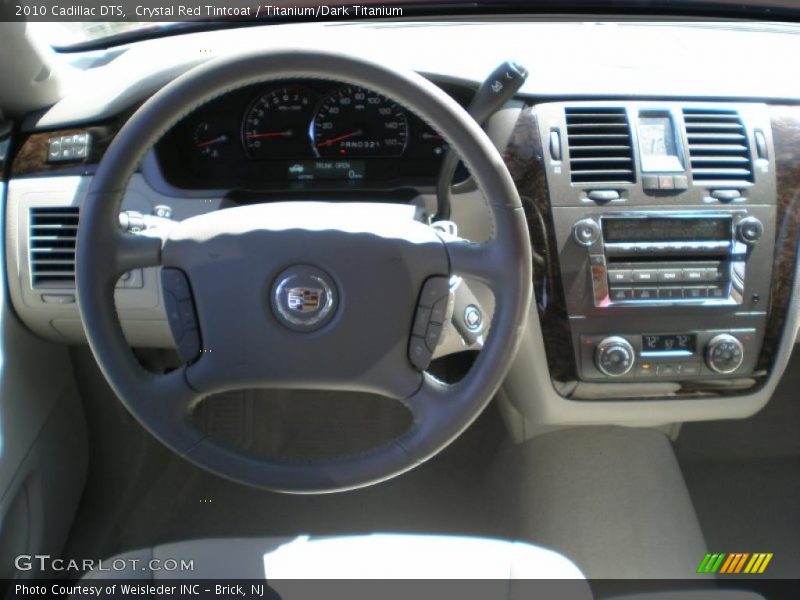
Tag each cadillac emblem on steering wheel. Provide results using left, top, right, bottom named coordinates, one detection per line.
left=271, top=265, right=337, bottom=331
left=287, top=287, right=322, bottom=313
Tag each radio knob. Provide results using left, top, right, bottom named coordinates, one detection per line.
left=572, top=218, right=601, bottom=247
left=705, top=334, right=745, bottom=374
left=595, top=336, right=635, bottom=376
left=736, top=217, right=764, bottom=245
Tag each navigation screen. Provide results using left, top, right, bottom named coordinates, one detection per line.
left=638, top=113, right=684, bottom=172
left=603, top=217, right=730, bottom=243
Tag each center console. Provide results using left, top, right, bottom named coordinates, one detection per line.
left=534, top=102, right=777, bottom=386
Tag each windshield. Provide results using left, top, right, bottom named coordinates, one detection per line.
left=27, top=22, right=178, bottom=46
left=22, top=0, right=800, bottom=49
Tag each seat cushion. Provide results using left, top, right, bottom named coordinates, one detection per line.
left=82, top=534, right=588, bottom=580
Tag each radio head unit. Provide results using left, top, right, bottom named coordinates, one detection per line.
left=572, top=211, right=761, bottom=308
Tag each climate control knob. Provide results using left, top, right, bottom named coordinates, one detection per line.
left=705, top=334, right=745, bottom=374
left=595, top=336, right=635, bottom=376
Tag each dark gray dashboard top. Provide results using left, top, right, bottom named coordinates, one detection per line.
left=32, top=20, right=800, bottom=129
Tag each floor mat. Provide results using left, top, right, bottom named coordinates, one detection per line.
left=681, top=457, right=800, bottom=579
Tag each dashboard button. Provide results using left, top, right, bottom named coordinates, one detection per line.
left=610, top=288, right=632, bottom=301
left=678, top=363, right=701, bottom=376
left=684, top=287, right=707, bottom=299
left=682, top=268, right=705, bottom=283
left=656, top=364, right=678, bottom=377
left=673, top=175, right=689, bottom=190
left=633, top=288, right=658, bottom=300
left=632, top=269, right=657, bottom=283
left=41, top=293, right=75, bottom=304
left=703, top=267, right=720, bottom=282
left=658, top=287, right=684, bottom=300
left=572, top=219, right=601, bottom=247
left=711, top=189, right=741, bottom=202
left=658, top=175, right=675, bottom=190
left=643, top=175, right=659, bottom=190
left=637, top=363, right=656, bottom=377
left=657, top=269, right=682, bottom=283
left=608, top=269, right=632, bottom=283
left=588, top=190, right=620, bottom=203
left=708, top=286, right=726, bottom=299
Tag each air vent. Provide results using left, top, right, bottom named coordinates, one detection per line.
left=565, top=107, right=635, bottom=184
left=683, top=108, right=753, bottom=184
left=29, top=207, right=79, bottom=287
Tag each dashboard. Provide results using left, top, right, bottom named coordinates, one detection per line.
left=5, top=19, right=800, bottom=429
left=155, top=80, right=472, bottom=191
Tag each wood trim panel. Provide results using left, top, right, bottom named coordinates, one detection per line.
left=503, top=106, right=577, bottom=381
left=10, top=120, right=124, bottom=178
left=758, top=105, right=800, bottom=372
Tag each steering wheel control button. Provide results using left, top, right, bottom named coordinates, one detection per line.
left=271, top=265, right=337, bottom=332
left=425, top=323, right=444, bottom=352
left=409, top=336, right=433, bottom=371
left=412, top=306, right=432, bottom=336
left=418, top=276, right=450, bottom=307
left=464, top=305, right=483, bottom=332
left=161, top=268, right=202, bottom=363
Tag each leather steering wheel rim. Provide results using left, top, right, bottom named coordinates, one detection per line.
left=77, top=49, right=532, bottom=493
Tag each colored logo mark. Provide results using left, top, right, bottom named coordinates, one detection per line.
left=697, top=553, right=773, bottom=575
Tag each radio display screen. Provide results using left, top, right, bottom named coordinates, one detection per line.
left=603, top=218, right=730, bottom=243
left=642, top=334, right=696, bottom=353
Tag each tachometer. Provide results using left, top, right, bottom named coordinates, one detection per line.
left=312, top=86, right=408, bottom=158
left=242, top=87, right=317, bottom=159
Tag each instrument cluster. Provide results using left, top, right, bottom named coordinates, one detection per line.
left=156, top=79, right=469, bottom=190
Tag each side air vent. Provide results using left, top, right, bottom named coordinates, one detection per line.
left=29, top=206, right=79, bottom=287
left=565, top=107, right=635, bottom=184
left=682, top=108, right=753, bottom=184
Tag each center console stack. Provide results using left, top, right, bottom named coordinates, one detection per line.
left=536, top=102, right=776, bottom=385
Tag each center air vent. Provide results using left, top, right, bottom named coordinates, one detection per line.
left=565, top=107, right=635, bottom=184
left=29, top=207, right=79, bottom=287
left=683, top=108, right=753, bottom=184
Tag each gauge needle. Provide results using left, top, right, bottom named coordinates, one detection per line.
left=196, top=135, right=228, bottom=148
left=317, top=129, right=363, bottom=148
left=246, top=130, right=293, bottom=140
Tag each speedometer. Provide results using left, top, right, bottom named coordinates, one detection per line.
left=242, top=86, right=317, bottom=159
left=312, top=86, right=409, bottom=158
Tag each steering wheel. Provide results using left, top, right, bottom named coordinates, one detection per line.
left=77, top=49, right=532, bottom=493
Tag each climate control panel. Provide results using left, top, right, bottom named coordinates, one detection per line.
left=579, top=329, right=761, bottom=381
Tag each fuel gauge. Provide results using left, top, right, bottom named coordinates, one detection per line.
left=193, top=121, right=230, bottom=159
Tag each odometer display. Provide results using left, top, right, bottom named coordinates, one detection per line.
left=242, top=86, right=317, bottom=159
left=312, top=86, right=409, bottom=158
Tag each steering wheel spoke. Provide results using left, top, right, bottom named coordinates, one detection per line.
left=136, top=367, right=206, bottom=452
